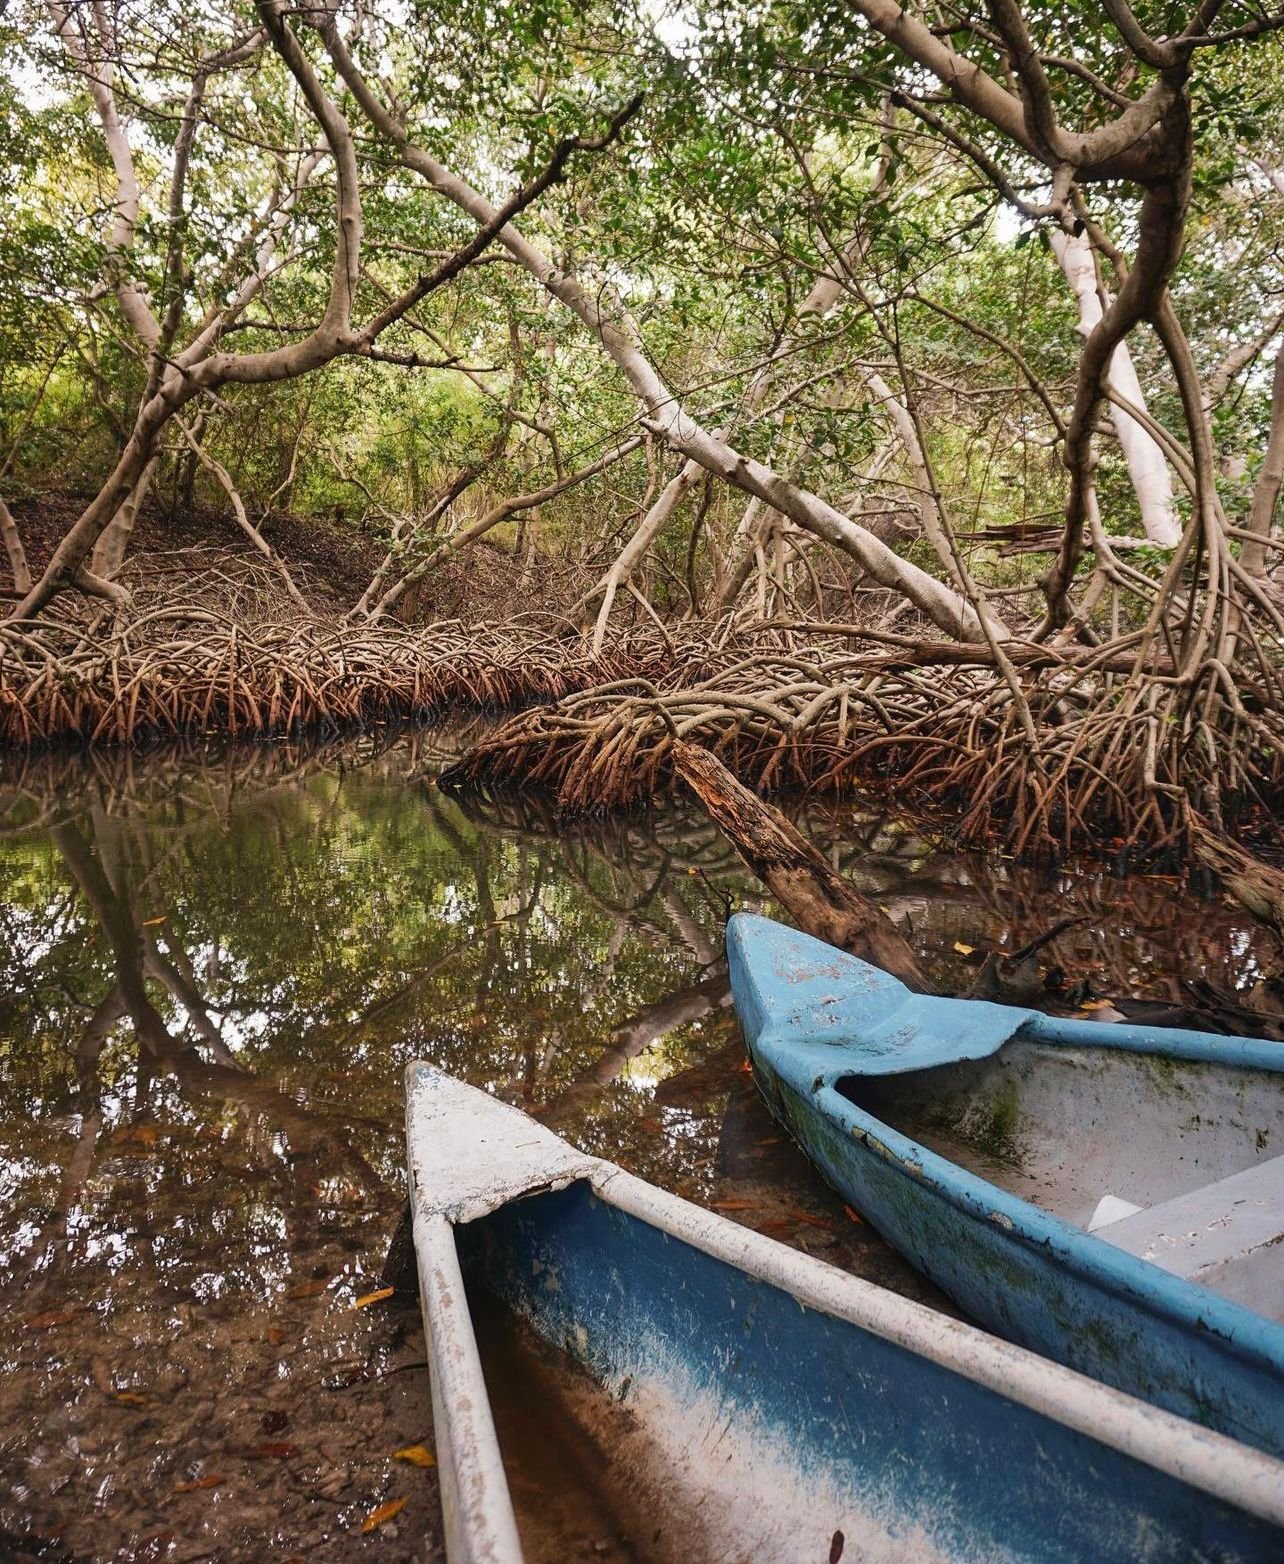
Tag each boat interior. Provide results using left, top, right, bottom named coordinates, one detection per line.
left=465, top=1286, right=672, bottom=1564
left=452, top=1182, right=944, bottom=1564
left=837, top=1039, right=1284, bottom=1320
left=444, top=1169, right=1280, bottom=1564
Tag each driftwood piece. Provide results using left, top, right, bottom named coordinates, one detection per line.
left=671, top=740, right=923, bottom=987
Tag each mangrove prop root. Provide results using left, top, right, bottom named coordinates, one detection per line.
left=671, top=740, right=923, bottom=984
left=441, top=639, right=1284, bottom=863
left=0, top=605, right=671, bottom=749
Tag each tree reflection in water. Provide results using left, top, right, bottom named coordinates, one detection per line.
left=0, top=729, right=1276, bottom=1561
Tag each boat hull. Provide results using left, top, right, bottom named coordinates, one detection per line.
left=406, top=1063, right=1284, bottom=1563
left=459, top=1177, right=1284, bottom=1564
left=725, top=914, right=1284, bottom=1461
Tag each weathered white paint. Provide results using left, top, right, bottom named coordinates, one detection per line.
left=1051, top=230, right=1181, bottom=547
left=407, top=1072, right=598, bottom=1226
left=404, top=1066, right=1284, bottom=1563
left=550, top=1320, right=958, bottom=1564
left=1089, top=1194, right=1146, bottom=1231
left=412, top=1212, right=525, bottom=1564
left=1097, top=1156, right=1284, bottom=1322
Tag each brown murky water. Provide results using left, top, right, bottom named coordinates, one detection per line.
left=1, top=727, right=1277, bottom=1564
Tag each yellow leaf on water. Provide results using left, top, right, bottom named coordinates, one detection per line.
left=393, top=1445, right=436, bottom=1468
left=952, top=941, right=975, bottom=956
left=352, top=1287, right=395, bottom=1311
left=362, top=1497, right=408, bottom=1532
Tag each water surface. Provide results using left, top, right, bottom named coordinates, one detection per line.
left=1, top=728, right=1275, bottom=1563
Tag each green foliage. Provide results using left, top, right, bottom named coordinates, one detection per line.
left=4, top=0, right=1284, bottom=617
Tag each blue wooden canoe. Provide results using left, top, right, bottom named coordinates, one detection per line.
left=726, top=912, right=1284, bottom=1465
left=404, top=1063, right=1284, bottom=1562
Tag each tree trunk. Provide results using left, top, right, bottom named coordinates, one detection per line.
left=671, top=740, right=923, bottom=985
left=0, top=496, right=31, bottom=595
left=587, top=460, right=701, bottom=653
left=1243, top=338, right=1284, bottom=578
left=1050, top=230, right=1180, bottom=547
left=90, top=458, right=157, bottom=578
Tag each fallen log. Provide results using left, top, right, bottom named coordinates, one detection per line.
left=1191, top=819, right=1284, bottom=946
left=671, top=740, right=923, bottom=987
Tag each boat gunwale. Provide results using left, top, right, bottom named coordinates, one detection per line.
left=405, top=1063, right=1284, bottom=1538
left=748, top=1030, right=1284, bottom=1375
left=412, top=1207, right=526, bottom=1564
left=1020, top=1009, right=1284, bottom=1073
left=724, top=911, right=1284, bottom=1079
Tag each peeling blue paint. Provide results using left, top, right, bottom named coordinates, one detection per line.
left=727, top=913, right=1284, bottom=1461
left=459, top=1180, right=1283, bottom=1561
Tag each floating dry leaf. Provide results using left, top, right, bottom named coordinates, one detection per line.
left=284, top=1279, right=328, bottom=1300
left=755, top=1218, right=794, bottom=1238
left=362, top=1497, right=408, bottom=1532
left=25, top=1308, right=77, bottom=1330
left=352, top=1287, right=394, bottom=1311
left=174, top=1475, right=224, bottom=1493
left=392, top=1445, right=436, bottom=1468
left=116, top=1125, right=159, bottom=1148
left=952, top=941, right=975, bottom=956
left=789, top=1209, right=839, bottom=1232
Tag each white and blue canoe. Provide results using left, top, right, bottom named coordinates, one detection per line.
left=726, top=913, right=1284, bottom=1467
left=404, top=1063, right=1284, bottom=1563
